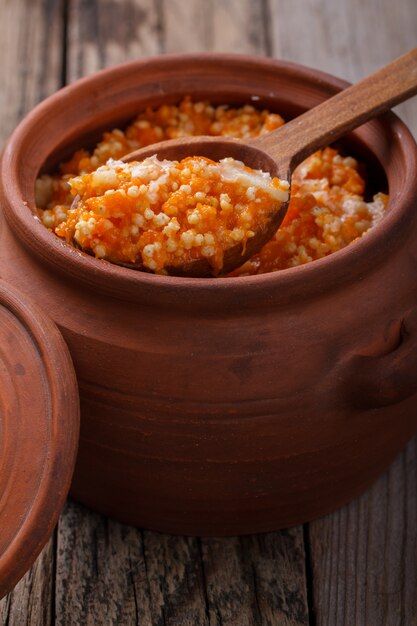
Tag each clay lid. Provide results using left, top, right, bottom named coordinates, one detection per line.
left=0, top=280, right=79, bottom=599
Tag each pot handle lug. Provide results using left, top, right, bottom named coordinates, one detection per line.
left=343, top=312, right=417, bottom=409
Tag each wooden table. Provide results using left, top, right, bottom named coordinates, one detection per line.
left=1, top=1, right=416, bottom=624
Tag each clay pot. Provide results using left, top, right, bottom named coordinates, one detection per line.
left=1, top=54, right=417, bottom=536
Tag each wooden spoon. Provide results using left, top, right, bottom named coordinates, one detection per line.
left=75, top=48, right=417, bottom=277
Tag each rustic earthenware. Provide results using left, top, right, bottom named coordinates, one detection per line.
left=1, top=54, right=417, bottom=536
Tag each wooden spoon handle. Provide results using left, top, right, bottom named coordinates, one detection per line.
left=254, top=47, right=417, bottom=176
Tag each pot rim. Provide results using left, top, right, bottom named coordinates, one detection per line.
left=2, top=52, right=417, bottom=309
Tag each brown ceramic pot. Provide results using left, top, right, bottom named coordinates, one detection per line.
left=1, top=54, right=417, bottom=536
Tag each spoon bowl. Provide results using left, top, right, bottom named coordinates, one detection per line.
left=71, top=136, right=289, bottom=277
left=121, top=136, right=288, bottom=276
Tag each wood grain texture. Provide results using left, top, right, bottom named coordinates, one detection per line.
left=0, top=537, right=55, bottom=626
left=308, top=436, right=417, bottom=626
left=55, top=501, right=153, bottom=625
left=54, top=502, right=309, bottom=626
left=200, top=532, right=308, bottom=625
left=66, top=0, right=163, bottom=81
left=0, top=0, right=64, bottom=143
left=162, top=0, right=270, bottom=55
left=267, top=0, right=417, bottom=135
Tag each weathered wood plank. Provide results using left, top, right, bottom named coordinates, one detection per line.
left=0, top=0, right=64, bottom=620
left=0, top=536, right=55, bottom=626
left=0, top=0, right=64, bottom=144
left=200, top=531, right=309, bottom=626
left=55, top=500, right=153, bottom=626
left=55, top=501, right=310, bottom=626
left=267, top=0, right=417, bottom=135
left=66, top=0, right=163, bottom=81
left=308, top=436, right=417, bottom=626
left=162, top=0, right=269, bottom=55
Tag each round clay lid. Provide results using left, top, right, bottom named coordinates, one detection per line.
left=0, top=280, right=79, bottom=599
